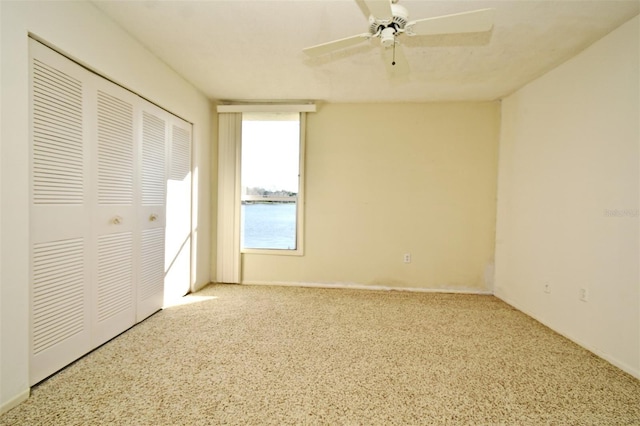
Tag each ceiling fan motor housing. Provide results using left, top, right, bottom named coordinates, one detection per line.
left=369, top=3, right=409, bottom=44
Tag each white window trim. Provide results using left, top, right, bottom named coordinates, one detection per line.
left=241, top=113, right=306, bottom=256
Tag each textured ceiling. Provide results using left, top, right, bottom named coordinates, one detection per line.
left=92, top=0, right=639, bottom=103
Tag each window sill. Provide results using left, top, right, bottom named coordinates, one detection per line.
left=241, top=248, right=304, bottom=256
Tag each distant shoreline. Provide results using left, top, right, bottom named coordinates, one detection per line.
left=241, top=200, right=296, bottom=205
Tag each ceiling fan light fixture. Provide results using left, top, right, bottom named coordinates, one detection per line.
left=380, top=27, right=397, bottom=47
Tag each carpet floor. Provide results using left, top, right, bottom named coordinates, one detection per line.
left=2, top=283, right=639, bottom=425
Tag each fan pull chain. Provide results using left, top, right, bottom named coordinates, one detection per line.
left=392, top=41, right=396, bottom=66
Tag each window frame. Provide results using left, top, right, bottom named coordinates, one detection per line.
left=239, top=112, right=306, bottom=256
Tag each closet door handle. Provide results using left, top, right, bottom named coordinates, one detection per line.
left=149, top=213, right=159, bottom=222
left=112, top=216, right=122, bottom=225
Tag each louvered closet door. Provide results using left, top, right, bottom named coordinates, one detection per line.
left=29, top=40, right=92, bottom=384
left=90, top=79, right=139, bottom=347
left=29, top=39, right=189, bottom=384
left=164, top=117, right=192, bottom=305
left=137, top=105, right=168, bottom=322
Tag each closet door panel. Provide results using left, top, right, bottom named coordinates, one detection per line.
left=139, top=227, right=165, bottom=320
left=29, top=40, right=92, bottom=385
left=30, top=237, right=90, bottom=384
left=93, top=231, right=134, bottom=345
left=91, top=80, right=138, bottom=346
left=32, top=56, right=85, bottom=206
left=165, top=117, right=192, bottom=304
left=137, top=106, right=167, bottom=321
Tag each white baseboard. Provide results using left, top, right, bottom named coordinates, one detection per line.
left=240, top=280, right=493, bottom=295
left=1, top=388, right=30, bottom=415
left=495, top=292, right=640, bottom=380
left=191, top=280, right=209, bottom=294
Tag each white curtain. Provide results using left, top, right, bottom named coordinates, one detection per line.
left=216, top=113, right=242, bottom=283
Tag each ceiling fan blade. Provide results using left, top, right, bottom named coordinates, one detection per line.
left=354, top=0, right=371, bottom=20
left=362, top=0, right=392, bottom=19
left=303, top=33, right=371, bottom=57
left=406, top=8, right=495, bottom=36
left=381, top=44, right=410, bottom=80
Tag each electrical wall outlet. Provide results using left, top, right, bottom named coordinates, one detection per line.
left=403, top=253, right=411, bottom=263
left=544, top=283, right=551, bottom=294
left=579, top=287, right=589, bottom=302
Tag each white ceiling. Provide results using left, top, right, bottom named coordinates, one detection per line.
left=92, top=0, right=639, bottom=103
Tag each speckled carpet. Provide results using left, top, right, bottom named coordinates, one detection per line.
left=2, top=283, right=639, bottom=425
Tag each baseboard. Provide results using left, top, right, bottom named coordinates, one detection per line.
left=240, top=280, right=493, bottom=295
left=191, top=280, right=210, bottom=294
left=495, top=292, right=640, bottom=380
left=1, top=388, right=30, bottom=415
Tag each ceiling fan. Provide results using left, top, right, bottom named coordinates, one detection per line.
left=303, top=0, right=495, bottom=75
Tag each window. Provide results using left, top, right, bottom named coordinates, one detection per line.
left=240, top=112, right=304, bottom=254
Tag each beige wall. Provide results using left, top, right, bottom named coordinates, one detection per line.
left=0, top=1, right=211, bottom=412
left=242, top=103, right=500, bottom=291
left=495, top=16, right=639, bottom=378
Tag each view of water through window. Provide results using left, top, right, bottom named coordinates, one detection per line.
left=241, top=203, right=297, bottom=250
left=241, top=112, right=300, bottom=250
